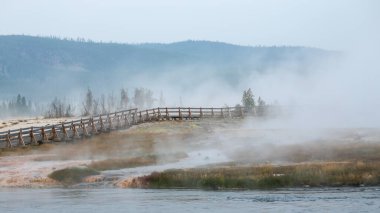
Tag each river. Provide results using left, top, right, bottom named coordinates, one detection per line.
left=1, top=187, right=379, bottom=212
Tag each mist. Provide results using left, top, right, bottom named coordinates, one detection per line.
left=123, top=46, right=378, bottom=129
left=2, top=44, right=378, bottom=129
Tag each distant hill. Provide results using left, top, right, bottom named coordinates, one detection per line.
left=0, top=35, right=337, bottom=100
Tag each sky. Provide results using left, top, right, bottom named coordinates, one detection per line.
left=0, top=0, right=379, bottom=51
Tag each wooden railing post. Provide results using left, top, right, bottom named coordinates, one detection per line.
left=6, top=130, right=12, bottom=148
left=72, top=123, right=79, bottom=138
left=41, top=127, right=48, bottom=143
left=157, top=107, right=161, bottom=120
left=127, top=113, right=131, bottom=126
left=153, top=109, right=156, bottom=120
left=61, top=123, right=68, bottom=141
left=51, top=125, right=58, bottom=141
left=122, top=112, right=127, bottom=127
left=165, top=107, right=169, bottom=120
left=121, top=112, right=126, bottom=127
left=30, top=127, right=37, bottom=145
left=200, top=107, right=203, bottom=118
left=116, top=113, right=121, bottom=129
left=91, top=118, right=98, bottom=134
left=139, top=111, right=143, bottom=122
left=146, top=110, right=150, bottom=121
left=188, top=107, right=191, bottom=119
left=108, top=114, right=113, bottom=130
left=81, top=119, right=89, bottom=137
left=99, top=116, right=104, bottom=132
left=132, top=112, right=137, bottom=124
left=220, top=108, right=224, bottom=118
left=18, top=129, right=25, bottom=146
left=178, top=107, right=182, bottom=120
left=211, top=107, right=214, bottom=118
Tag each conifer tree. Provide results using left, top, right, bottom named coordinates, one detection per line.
left=242, top=88, right=255, bottom=112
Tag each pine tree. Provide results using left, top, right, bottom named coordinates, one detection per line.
left=257, top=96, right=266, bottom=116
left=120, top=88, right=129, bottom=109
left=83, top=88, right=93, bottom=116
left=258, top=96, right=266, bottom=107
left=242, top=88, right=255, bottom=112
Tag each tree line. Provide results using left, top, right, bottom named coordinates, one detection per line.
left=0, top=88, right=166, bottom=119
left=0, top=94, right=37, bottom=117
left=241, top=88, right=269, bottom=116
left=1, top=88, right=271, bottom=119
left=80, top=87, right=165, bottom=116
left=43, top=87, right=166, bottom=118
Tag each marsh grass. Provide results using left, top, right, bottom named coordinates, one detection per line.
left=0, top=144, right=55, bottom=157
left=135, top=162, right=380, bottom=189
left=48, top=167, right=100, bottom=185
left=88, top=152, right=188, bottom=171
left=88, top=156, right=157, bottom=171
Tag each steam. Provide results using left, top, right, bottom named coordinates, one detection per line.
left=123, top=49, right=378, bottom=129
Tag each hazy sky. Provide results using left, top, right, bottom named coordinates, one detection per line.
left=0, top=0, right=379, bottom=50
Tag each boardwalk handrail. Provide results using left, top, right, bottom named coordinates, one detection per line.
left=0, top=108, right=137, bottom=136
left=0, top=106, right=247, bottom=148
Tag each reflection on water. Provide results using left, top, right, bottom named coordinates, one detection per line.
left=0, top=187, right=379, bottom=213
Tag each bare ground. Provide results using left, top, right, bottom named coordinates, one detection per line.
left=0, top=117, right=73, bottom=132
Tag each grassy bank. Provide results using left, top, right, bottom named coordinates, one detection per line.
left=48, top=167, right=100, bottom=185
left=87, top=152, right=187, bottom=171
left=88, top=156, right=158, bottom=171
left=130, top=161, right=380, bottom=189
left=48, top=152, right=189, bottom=185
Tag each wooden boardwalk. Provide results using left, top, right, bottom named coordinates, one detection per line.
left=0, top=106, right=245, bottom=148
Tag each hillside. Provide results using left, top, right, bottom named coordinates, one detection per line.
left=0, top=35, right=337, bottom=100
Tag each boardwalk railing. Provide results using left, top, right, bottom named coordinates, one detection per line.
left=134, top=107, right=245, bottom=122
left=0, top=106, right=246, bottom=148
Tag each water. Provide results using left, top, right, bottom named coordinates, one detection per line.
left=1, top=187, right=379, bottom=213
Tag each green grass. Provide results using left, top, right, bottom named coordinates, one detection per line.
left=131, top=162, right=380, bottom=189
left=48, top=167, right=100, bottom=185
left=88, top=156, right=158, bottom=171
left=88, top=152, right=188, bottom=171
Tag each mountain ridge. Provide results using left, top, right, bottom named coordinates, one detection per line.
left=0, top=35, right=338, bottom=100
